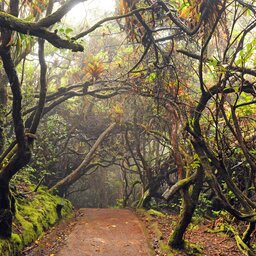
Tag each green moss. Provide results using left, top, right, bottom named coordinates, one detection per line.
left=0, top=187, right=73, bottom=255
left=0, top=241, right=11, bottom=256
left=188, top=222, right=199, bottom=231
left=183, top=241, right=203, bottom=255
left=11, top=234, right=23, bottom=251
left=191, top=216, right=204, bottom=225
left=139, top=209, right=203, bottom=256
left=206, top=224, right=225, bottom=233
left=151, top=222, right=162, bottom=238
left=138, top=209, right=177, bottom=256
left=16, top=213, right=32, bottom=244
left=150, top=222, right=174, bottom=256
left=137, top=189, right=150, bottom=208
left=147, top=209, right=166, bottom=218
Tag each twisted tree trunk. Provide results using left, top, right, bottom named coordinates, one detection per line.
left=49, top=123, right=116, bottom=194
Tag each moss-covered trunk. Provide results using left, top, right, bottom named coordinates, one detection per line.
left=0, top=75, right=7, bottom=155
left=169, top=167, right=204, bottom=248
left=0, top=175, right=12, bottom=238
left=168, top=192, right=194, bottom=248
left=166, top=104, right=205, bottom=249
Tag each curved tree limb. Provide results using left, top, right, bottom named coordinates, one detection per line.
left=128, top=42, right=151, bottom=74
left=73, top=6, right=154, bottom=40
left=162, top=172, right=197, bottom=200
left=49, top=123, right=117, bottom=193
left=177, top=49, right=256, bottom=77
left=0, top=47, right=31, bottom=179
left=157, top=0, right=206, bottom=36
left=0, top=12, right=84, bottom=51
left=37, top=0, right=86, bottom=27
left=29, top=39, right=47, bottom=134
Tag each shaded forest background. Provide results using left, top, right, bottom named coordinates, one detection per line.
left=0, top=0, right=255, bottom=254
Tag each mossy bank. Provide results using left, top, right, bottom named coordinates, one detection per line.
left=0, top=187, right=73, bottom=256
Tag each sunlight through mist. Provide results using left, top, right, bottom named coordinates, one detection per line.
left=66, top=0, right=116, bottom=25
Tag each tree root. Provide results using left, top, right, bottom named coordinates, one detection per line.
left=224, top=224, right=256, bottom=256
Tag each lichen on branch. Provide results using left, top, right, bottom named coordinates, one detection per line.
left=0, top=12, right=84, bottom=51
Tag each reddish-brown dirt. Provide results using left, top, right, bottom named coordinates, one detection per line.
left=137, top=212, right=242, bottom=256
left=24, top=208, right=249, bottom=256
left=24, top=208, right=152, bottom=256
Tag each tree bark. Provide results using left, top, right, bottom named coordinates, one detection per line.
left=0, top=73, right=7, bottom=155
left=49, top=123, right=116, bottom=193
left=0, top=174, right=13, bottom=238
left=168, top=166, right=204, bottom=248
left=165, top=103, right=205, bottom=248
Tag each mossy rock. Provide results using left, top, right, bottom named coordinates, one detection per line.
left=0, top=188, right=73, bottom=256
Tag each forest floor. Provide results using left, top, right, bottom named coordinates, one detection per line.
left=22, top=208, right=244, bottom=256
left=23, top=208, right=151, bottom=256
left=137, top=209, right=242, bottom=256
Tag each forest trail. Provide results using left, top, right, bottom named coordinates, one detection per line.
left=25, top=208, right=151, bottom=256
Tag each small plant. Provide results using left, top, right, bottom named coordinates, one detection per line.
left=115, top=198, right=124, bottom=208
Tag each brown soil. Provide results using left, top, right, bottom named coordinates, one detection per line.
left=23, top=208, right=151, bottom=256
left=137, top=211, right=242, bottom=256
left=23, top=208, right=248, bottom=256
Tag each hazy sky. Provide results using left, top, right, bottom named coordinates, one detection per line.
left=65, top=0, right=116, bottom=25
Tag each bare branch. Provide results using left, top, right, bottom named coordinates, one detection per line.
left=29, top=39, right=47, bottom=134
left=73, top=6, right=153, bottom=40
left=177, top=49, right=256, bottom=77
left=37, top=0, right=86, bottom=27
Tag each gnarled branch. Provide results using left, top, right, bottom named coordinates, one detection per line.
left=0, top=12, right=83, bottom=51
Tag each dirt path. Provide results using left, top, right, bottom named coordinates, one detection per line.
left=25, top=208, right=151, bottom=256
